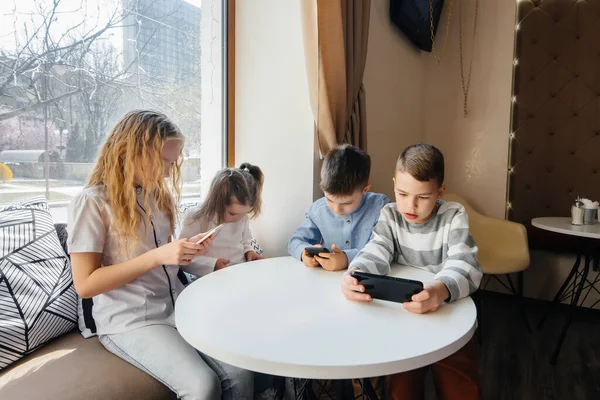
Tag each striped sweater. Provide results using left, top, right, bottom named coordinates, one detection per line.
left=349, top=201, right=482, bottom=302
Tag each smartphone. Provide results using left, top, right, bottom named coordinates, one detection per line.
left=196, top=224, right=224, bottom=244
left=304, top=246, right=331, bottom=257
left=350, top=270, right=424, bottom=303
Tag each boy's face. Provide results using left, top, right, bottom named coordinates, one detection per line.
left=324, top=185, right=371, bottom=217
left=393, top=170, right=445, bottom=224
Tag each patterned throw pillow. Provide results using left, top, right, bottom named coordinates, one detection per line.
left=250, top=238, right=264, bottom=255
left=0, top=196, right=77, bottom=370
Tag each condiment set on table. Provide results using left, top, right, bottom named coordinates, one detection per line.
left=570, top=198, right=599, bottom=225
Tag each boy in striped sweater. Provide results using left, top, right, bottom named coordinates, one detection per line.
left=342, top=144, right=483, bottom=400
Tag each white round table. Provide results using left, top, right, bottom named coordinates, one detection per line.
left=175, top=257, right=477, bottom=379
left=531, top=217, right=600, bottom=364
left=532, top=217, right=600, bottom=239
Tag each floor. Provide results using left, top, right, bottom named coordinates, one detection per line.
left=472, top=290, right=600, bottom=400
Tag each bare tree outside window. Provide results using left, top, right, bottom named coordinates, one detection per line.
left=0, top=0, right=223, bottom=218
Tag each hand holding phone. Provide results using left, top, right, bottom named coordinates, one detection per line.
left=402, top=280, right=450, bottom=314
left=304, top=246, right=331, bottom=257
left=350, top=270, right=423, bottom=304
left=341, top=270, right=372, bottom=302
left=196, top=223, right=224, bottom=244
left=313, top=244, right=347, bottom=271
left=302, top=248, right=320, bottom=268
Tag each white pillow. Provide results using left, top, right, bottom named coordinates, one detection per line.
left=0, top=196, right=77, bottom=370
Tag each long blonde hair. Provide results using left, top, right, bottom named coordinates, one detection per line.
left=87, top=110, right=184, bottom=245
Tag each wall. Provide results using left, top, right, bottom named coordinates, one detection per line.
left=423, top=0, right=517, bottom=219
left=364, top=0, right=517, bottom=213
left=234, top=0, right=581, bottom=303
left=235, top=0, right=315, bottom=257
left=363, top=0, right=424, bottom=199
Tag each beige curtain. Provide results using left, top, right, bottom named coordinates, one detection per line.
left=301, top=0, right=371, bottom=154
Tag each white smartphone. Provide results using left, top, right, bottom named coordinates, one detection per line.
left=196, top=224, right=224, bottom=244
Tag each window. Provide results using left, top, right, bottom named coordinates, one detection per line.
left=0, top=0, right=230, bottom=221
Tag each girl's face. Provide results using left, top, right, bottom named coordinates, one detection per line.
left=133, top=138, right=183, bottom=184
left=224, top=196, right=252, bottom=223
left=161, top=138, right=183, bottom=178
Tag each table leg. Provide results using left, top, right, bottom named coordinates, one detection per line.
left=273, top=376, right=285, bottom=400
left=550, top=252, right=590, bottom=364
left=276, top=378, right=367, bottom=400
left=361, top=378, right=381, bottom=399
left=584, top=267, right=600, bottom=308
left=537, top=250, right=581, bottom=329
left=352, top=378, right=382, bottom=400
left=579, top=255, right=600, bottom=307
left=292, top=378, right=315, bottom=400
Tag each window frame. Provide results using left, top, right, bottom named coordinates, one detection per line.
left=225, top=0, right=236, bottom=168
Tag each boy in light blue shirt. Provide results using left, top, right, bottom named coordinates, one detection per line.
left=288, top=144, right=389, bottom=271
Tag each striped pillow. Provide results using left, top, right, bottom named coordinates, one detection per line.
left=0, top=196, right=77, bottom=370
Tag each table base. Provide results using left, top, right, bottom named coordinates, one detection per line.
left=273, top=377, right=384, bottom=400
left=537, top=241, right=600, bottom=364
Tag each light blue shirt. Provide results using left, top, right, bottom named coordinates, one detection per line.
left=287, top=192, right=390, bottom=263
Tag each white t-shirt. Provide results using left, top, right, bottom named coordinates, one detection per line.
left=67, top=185, right=184, bottom=335
left=179, top=208, right=255, bottom=277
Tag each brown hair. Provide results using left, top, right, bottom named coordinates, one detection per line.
left=320, top=144, right=371, bottom=195
left=87, top=110, right=183, bottom=247
left=396, top=144, right=445, bottom=187
left=194, top=163, right=264, bottom=224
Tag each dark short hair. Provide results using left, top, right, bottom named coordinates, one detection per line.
left=396, top=144, right=444, bottom=187
left=320, top=144, right=371, bottom=195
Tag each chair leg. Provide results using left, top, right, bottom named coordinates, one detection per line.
left=507, top=272, right=532, bottom=333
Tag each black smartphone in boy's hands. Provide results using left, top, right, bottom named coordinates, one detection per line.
left=304, top=246, right=331, bottom=257
left=350, top=270, right=424, bottom=303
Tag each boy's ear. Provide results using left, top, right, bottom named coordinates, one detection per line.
left=438, top=184, right=446, bottom=198
left=362, top=184, right=372, bottom=194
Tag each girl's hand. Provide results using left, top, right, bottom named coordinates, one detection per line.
left=215, top=258, right=230, bottom=271
left=245, top=251, right=264, bottom=261
left=188, top=231, right=216, bottom=251
left=151, top=239, right=209, bottom=266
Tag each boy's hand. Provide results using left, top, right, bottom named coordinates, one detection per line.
left=245, top=251, right=264, bottom=261
left=302, top=248, right=320, bottom=268
left=403, top=280, right=449, bottom=314
left=340, top=270, right=372, bottom=302
left=316, top=244, right=348, bottom=271
left=214, top=258, right=230, bottom=271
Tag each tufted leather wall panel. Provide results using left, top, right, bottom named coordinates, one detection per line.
left=508, top=0, right=600, bottom=250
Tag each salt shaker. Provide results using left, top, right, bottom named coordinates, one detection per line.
left=571, top=198, right=584, bottom=225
